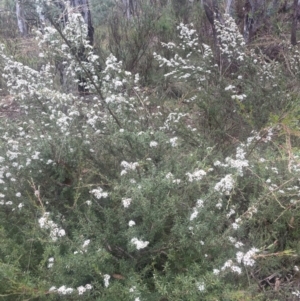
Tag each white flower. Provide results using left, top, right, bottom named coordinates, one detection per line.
left=186, top=169, right=206, bottom=182
left=82, top=239, right=90, bottom=248
left=58, top=229, right=66, bottom=237
left=231, top=266, right=242, bottom=274
left=214, top=174, right=235, bottom=194
left=48, top=257, right=54, bottom=268
left=49, top=286, right=56, bottom=292
left=214, top=160, right=221, bottom=166
left=121, top=161, right=139, bottom=175
left=89, top=187, right=108, bottom=199
left=190, top=209, right=199, bottom=221
left=243, top=248, right=259, bottom=266
left=293, top=290, right=300, bottom=297
left=122, top=198, right=132, bottom=208
left=197, top=281, right=205, bottom=291
left=165, top=172, right=174, bottom=179
left=104, top=274, right=110, bottom=288
left=57, top=285, right=73, bottom=295
left=18, top=203, right=24, bottom=209
left=225, top=85, right=235, bottom=91
left=128, top=220, right=136, bottom=227
left=213, top=269, right=220, bottom=275
left=150, top=141, right=158, bottom=148
left=170, top=137, right=178, bottom=147
left=129, top=286, right=136, bottom=292
left=85, top=284, right=92, bottom=290
left=232, top=222, right=239, bottom=230
left=77, top=286, right=86, bottom=295
left=32, top=151, right=40, bottom=160
left=226, top=209, right=235, bottom=218
left=85, top=200, right=92, bottom=206
left=216, top=202, right=222, bottom=209
left=234, top=241, right=244, bottom=248
left=131, top=237, right=149, bottom=250
left=16, top=192, right=21, bottom=197
left=196, top=199, right=204, bottom=207
left=236, top=251, right=244, bottom=263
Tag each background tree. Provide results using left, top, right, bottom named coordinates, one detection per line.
left=291, top=0, right=299, bottom=44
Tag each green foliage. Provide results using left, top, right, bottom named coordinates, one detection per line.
left=1, top=3, right=300, bottom=301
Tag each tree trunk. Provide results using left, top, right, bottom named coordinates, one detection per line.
left=203, top=0, right=222, bottom=49
left=243, top=0, right=266, bottom=43
left=291, top=0, right=299, bottom=45
left=122, top=0, right=137, bottom=19
left=69, top=0, right=94, bottom=45
left=225, top=0, right=234, bottom=14
left=16, top=0, right=28, bottom=36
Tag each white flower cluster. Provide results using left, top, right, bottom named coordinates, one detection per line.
left=217, top=246, right=259, bottom=277
left=221, top=259, right=242, bottom=274
left=82, top=239, right=90, bottom=249
left=236, top=248, right=259, bottom=267
left=165, top=172, right=181, bottom=184
left=190, top=199, right=204, bottom=221
left=149, top=141, right=158, bottom=148
left=186, top=169, right=206, bottom=182
left=225, top=84, right=246, bottom=101
left=215, top=14, right=245, bottom=62
left=77, top=284, right=93, bottom=295
left=89, top=187, right=108, bottom=199
left=104, top=274, right=110, bottom=288
left=228, top=236, right=244, bottom=249
left=154, top=22, right=215, bottom=102
left=131, top=237, right=149, bottom=250
left=225, top=146, right=249, bottom=176
left=38, top=212, right=66, bottom=241
left=214, top=174, right=235, bottom=195
left=292, top=290, right=300, bottom=297
left=161, top=112, right=187, bottom=131
left=52, top=285, right=73, bottom=295
left=197, top=281, right=205, bottom=292
left=128, top=220, right=136, bottom=227
left=169, top=137, right=178, bottom=147
left=120, top=161, right=139, bottom=176
left=49, top=284, right=92, bottom=295
left=122, top=198, right=132, bottom=208
left=48, top=257, right=54, bottom=268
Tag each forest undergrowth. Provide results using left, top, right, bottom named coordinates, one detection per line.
left=1, top=1, right=300, bottom=300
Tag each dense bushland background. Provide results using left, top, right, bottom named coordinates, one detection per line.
left=1, top=0, right=300, bottom=300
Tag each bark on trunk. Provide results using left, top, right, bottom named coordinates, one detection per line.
left=122, top=0, right=137, bottom=19
left=291, top=0, right=299, bottom=45
left=243, top=0, right=266, bottom=43
left=16, top=0, right=28, bottom=36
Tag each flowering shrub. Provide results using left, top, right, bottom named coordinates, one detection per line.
left=0, top=6, right=300, bottom=301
